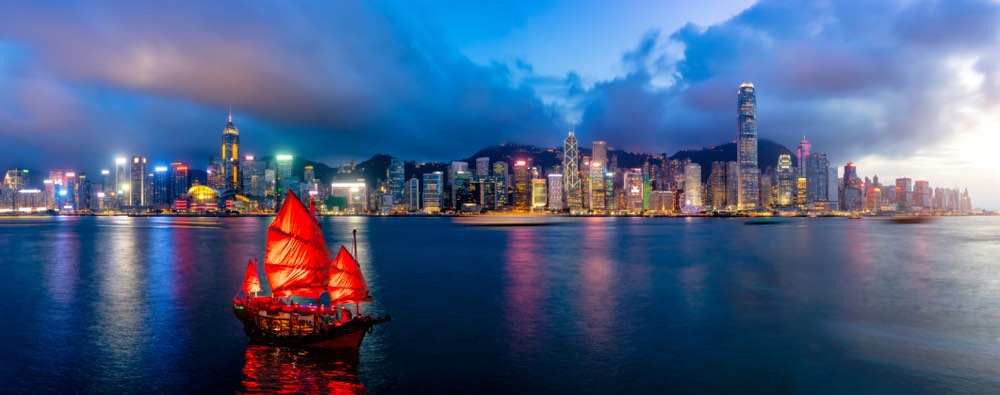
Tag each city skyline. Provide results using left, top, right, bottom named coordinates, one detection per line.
left=1, top=0, right=999, bottom=207
left=0, top=94, right=982, bottom=215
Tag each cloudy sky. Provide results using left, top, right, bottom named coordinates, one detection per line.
left=1, top=0, right=998, bottom=208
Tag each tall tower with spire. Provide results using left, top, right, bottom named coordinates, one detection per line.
left=562, top=128, right=581, bottom=211
left=736, top=82, right=759, bottom=210
left=221, top=110, right=240, bottom=191
left=796, top=136, right=811, bottom=178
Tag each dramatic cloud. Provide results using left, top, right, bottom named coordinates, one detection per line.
left=0, top=1, right=561, bottom=167
left=569, top=0, right=1000, bottom=163
left=1, top=0, right=999, bottom=206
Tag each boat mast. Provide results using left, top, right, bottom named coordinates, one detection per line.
left=353, top=228, right=361, bottom=316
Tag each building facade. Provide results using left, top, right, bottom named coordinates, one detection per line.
left=737, top=82, right=759, bottom=210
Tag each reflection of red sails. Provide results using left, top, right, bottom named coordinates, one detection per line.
left=239, top=345, right=362, bottom=394
left=233, top=191, right=389, bottom=349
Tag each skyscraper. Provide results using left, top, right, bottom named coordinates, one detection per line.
left=169, top=162, right=189, bottom=202
left=895, top=177, right=912, bottom=211
left=737, top=82, right=759, bottom=210
left=547, top=174, right=563, bottom=210
left=221, top=112, right=240, bottom=191
left=493, top=161, right=509, bottom=207
left=776, top=154, right=794, bottom=206
left=240, top=157, right=265, bottom=198
left=389, top=158, right=405, bottom=202
left=275, top=155, right=293, bottom=195
left=115, top=157, right=128, bottom=208
left=129, top=155, right=147, bottom=207
left=531, top=178, right=547, bottom=210
left=913, top=180, right=930, bottom=209
left=453, top=170, right=473, bottom=209
left=683, top=163, right=702, bottom=208
left=562, top=130, right=582, bottom=211
left=827, top=167, right=839, bottom=209
left=475, top=157, right=490, bottom=178
left=726, top=161, right=739, bottom=209
left=513, top=160, right=530, bottom=211
left=589, top=141, right=608, bottom=212
left=805, top=153, right=829, bottom=203
left=709, top=162, right=727, bottom=210
left=153, top=166, right=169, bottom=208
left=404, top=177, right=419, bottom=211
left=626, top=168, right=644, bottom=212
left=421, top=171, right=443, bottom=213
left=842, top=162, right=861, bottom=211
left=796, top=137, right=811, bottom=178
left=99, top=169, right=111, bottom=211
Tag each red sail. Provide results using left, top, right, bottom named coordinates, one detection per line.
left=264, top=191, right=332, bottom=299
left=242, top=259, right=262, bottom=294
left=328, top=246, right=371, bottom=304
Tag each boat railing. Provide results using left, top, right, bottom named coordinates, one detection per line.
left=237, top=297, right=362, bottom=337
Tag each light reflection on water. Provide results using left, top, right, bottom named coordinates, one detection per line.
left=1, top=216, right=1000, bottom=393
left=240, top=346, right=362, bottom=394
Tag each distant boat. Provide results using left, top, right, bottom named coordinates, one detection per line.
left=847, top=215, right=862, bottom=219
left=889, top=215, right=933, bottom=224
left=233, top=190, right=389, bottom=349
left=744, top=217, right=791, bottom=225
left=453, top=215, right=561, bottom=227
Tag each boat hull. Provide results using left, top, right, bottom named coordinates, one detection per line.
left=233, top=305, right=389, bottom=349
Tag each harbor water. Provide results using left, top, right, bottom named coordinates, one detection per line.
left=2, top=216, right=999, bottom=393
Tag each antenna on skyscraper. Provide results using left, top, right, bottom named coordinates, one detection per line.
left=228, top=106, right=233, bottom=123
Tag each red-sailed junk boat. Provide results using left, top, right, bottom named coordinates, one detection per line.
left=233, top=190, right=390, bottom=349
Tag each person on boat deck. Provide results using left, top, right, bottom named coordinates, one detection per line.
left=340, top=306, right=352, bottom=323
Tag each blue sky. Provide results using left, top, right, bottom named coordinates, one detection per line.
left=1, top=0, right=999, bottom=207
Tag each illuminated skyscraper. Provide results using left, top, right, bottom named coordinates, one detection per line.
left=726, top=162, right=739, bottom=209
left=531, top=178, right=547, bottom=210
left=562, top=130, right=582, bottom=210
left=709, top=162, right=728, bottom=210
left=421, top=171, right=443, bottom=213
left=169, top=162, right=190, bottom=202
left=737, top=82, right=759, bottom=209
left=221, top=112, right=240, bottom=191
left=275, top=155, right=293, bottom=195
left=589, top=141, right=608, bottom=212
left=115, top=157, right=128, bottom=208
left=796, top=177, right=807, bottom=205
left=805, top=153, right=829, bottom=203
left=513, top=160, right=530, bottom=211
left=493, top=161, right=509, bottom=207
left=842, top=162, right=862, bottom=211
left=152, top=166, right=169, bottom=208
left=388, top=158, right=405, bottom=203
left=475, top=157, right=490, bottom=178
left=98, top=169, right=111, bottom=211
left=76, top=172, right=93, bottom=212
left=827, top=167, right=839, bottom=208
left=776, top=154, right=794, bottom=206
left=404, top=177, right=419, bottom=211
left=913, top=180, right=930, bottom=209
left=129, top=155, right=147, bottom=207
left=683, top=163, right=702, bottom=207
left=626, top=168, right=644, bottom=212
left=453, top=170, right=473, bottom=209
left=895, top=177, right=912, bottom=211
left=547, top=174, right=563, bottom=210
left=240, top=157, right=265, bottom=198
left=796, top=136, right=811, bottom=178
